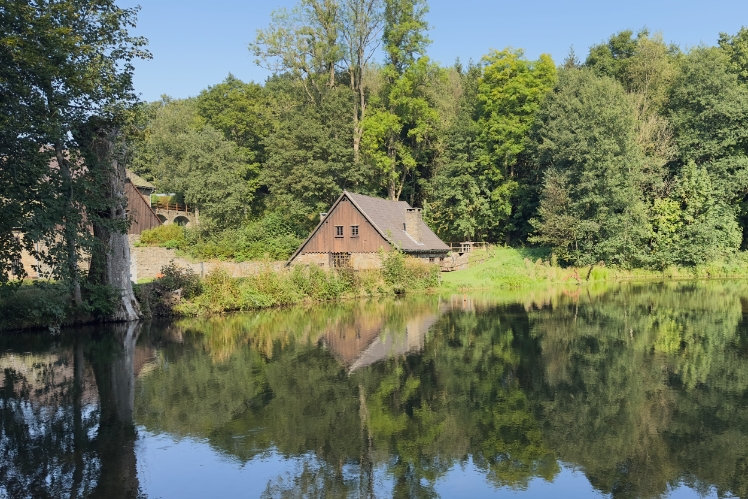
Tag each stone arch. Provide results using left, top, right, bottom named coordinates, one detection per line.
left=154, top=207, right=195, bottom=227
left=173, top=216, right=190, bottom=226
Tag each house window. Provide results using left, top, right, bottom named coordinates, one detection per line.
left=351, top=225, right=359, bottom=237
left=429, top=257, right=435, bottom=263
left=335, top=225, right=344, bottom=237
left=331, top=252, right=351, bottom=268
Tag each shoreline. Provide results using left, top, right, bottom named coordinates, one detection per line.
left=5, top=247, right=748, bottom=332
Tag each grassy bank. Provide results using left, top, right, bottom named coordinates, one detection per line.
left=441, top=247, right=748, bottom=290
left=6, top=247, right=748, bottom=331
left=135, top=251, right=440, bottom=317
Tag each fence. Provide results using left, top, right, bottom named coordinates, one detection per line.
left=446, top=241, right=489, bottom=254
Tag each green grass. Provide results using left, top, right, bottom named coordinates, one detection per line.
left=441, top=247, right=557, bottom=290
left=440, top=247, right=748, bottom=291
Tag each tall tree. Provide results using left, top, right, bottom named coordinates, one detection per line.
left=667, top=47, right=748, bottom=201
left=77, top=120, right=141, bottom=321
left=132, top=98, right=259, bottom=231
left=339, top=0, right=384, bottom=162
left=252, top=0, right=384, bottom=163
left=0, top=0, right=149, bottom=310
left=530, top=69, right=650, bottom=266
left=261, top=78, right=361, bottom=219
left=250, top=0, right=343, bottom=104
left=477, top=48, right=556, bottom=241
left=362, top=0, right=442, bottom=202
left=426, top=61, right=496, bottom=241
left=196, top=74, right=271, bottom=166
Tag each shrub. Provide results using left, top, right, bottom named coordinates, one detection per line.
left=197, top=268, right=241, bottom=313
left=140, top=224, right=186, bottom=247
left=381, top=250, right=440, bottom=293
left=159, top=261, right=202, bottom=298
left=0, top=283, right=69, bottom=331
left=180, top=213, right=306, bottom=262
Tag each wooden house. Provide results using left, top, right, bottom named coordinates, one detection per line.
left=125, top=170, right=161, bottom=235
left=287, top=191, right=449, bottom=270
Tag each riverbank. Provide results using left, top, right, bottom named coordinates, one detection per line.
left=6, top=247, right=748, bottom=331
left=135, top=252, right=439, bottom=318
left=440, top=247, right=748, bottom=291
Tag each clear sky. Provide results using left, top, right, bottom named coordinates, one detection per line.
left=121, top=0, right=748, bottom=102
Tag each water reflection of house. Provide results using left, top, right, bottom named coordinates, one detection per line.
left=320, top=303, right=447, bottom=374
left=0, top=352, right=99, bottom=406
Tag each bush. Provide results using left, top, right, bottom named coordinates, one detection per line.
left=381, top=250, right=440, bottom=293
left=180, top=212, right=307, bottom=262
left=198, top=268, right=240, bottom=312
left=159, top=261, right=202, bottom=298
left=0, top=283, right=69, bottom=331
left=140, top=224, right=186, bottom=247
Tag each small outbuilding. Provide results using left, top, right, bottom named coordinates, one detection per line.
left=287, top=191, right=449, bottom=270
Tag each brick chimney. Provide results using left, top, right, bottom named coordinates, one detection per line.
left=404, top=208, right=422, bottom=243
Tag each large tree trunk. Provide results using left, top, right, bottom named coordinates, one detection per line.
left=55, top=145, right=84, bottom=307
left=87, top=125, right=141, bottom=322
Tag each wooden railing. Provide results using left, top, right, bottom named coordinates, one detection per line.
left=447, top=241, right=489, bottom=253
left=152, top=203, right=190, bottom=213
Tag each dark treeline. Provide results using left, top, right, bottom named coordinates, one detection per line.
left=130, top=0, right=748, bottom=268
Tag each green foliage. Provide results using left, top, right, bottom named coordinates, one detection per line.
left=0, top=281, right=119, bottom=331
left=0, top=0, right=149, bottom=297
left=719, top=26, right=748, bottom=83
left=478, top=48, right=557, bottom=171
left=195, top=74, right=270, bottom=163
left=381, top=250, right=440, bottom=292
left=0, top=283, right=69, bottom=331
left=139, top=224, right=186, bottom=247
left=667, top=47, right=748, bottom=202
left=530, top=69, right=650, bottom=266
left=650, top=161, right=742, bottom=267
left=159, top=261, right=202, bottom=298
left=261, top=82, right=364, bottom=216
left=184, top=212, right=306, bottom=261
left=131, top=97, right=260, bottom=230
left=361, top=0, right=443, bottom=201
left=125, top=18, right=748, bottom=273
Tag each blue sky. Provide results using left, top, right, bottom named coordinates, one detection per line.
left=122, top=0, right=748, bottom=102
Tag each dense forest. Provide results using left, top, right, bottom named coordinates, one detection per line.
left=4, top=0, right=748, bottom=313
left=130, top=0, right=748, bottom=269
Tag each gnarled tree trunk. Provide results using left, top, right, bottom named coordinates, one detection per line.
left=86, top=124, right=141, bottom=322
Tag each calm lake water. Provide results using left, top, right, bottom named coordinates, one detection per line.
left=2, top=281, right=748, bottom=499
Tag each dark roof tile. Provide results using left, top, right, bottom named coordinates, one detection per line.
left=345, top=191, right=448, bottom=252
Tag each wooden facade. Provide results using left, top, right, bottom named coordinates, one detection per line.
left=125, top=181, right=161, bottom=235
left=298, top=196, right=390, bottom=254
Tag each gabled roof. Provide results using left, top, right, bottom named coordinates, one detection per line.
left=345, top=191, right=448, bottom=252
left=288, top=191, right=449, bottom=264
left=125, top=169, right=155, bottom=190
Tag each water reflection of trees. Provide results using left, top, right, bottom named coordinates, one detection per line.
left=530, top=281, right=748, bottom=499
left=134, top=296, right=559, bottom=497
left=135, top=282, right=748, bottom=498
left=5, top=282, right=746, bottom=498
left=0, top=323, right=144, bottom=499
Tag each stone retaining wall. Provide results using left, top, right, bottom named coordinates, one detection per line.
left=128, top=236, right=284, bottom=281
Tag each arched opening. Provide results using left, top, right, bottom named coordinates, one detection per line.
left=173, top=216, right=190, bottom=227
left=157, top=215, right=167, bottom=223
